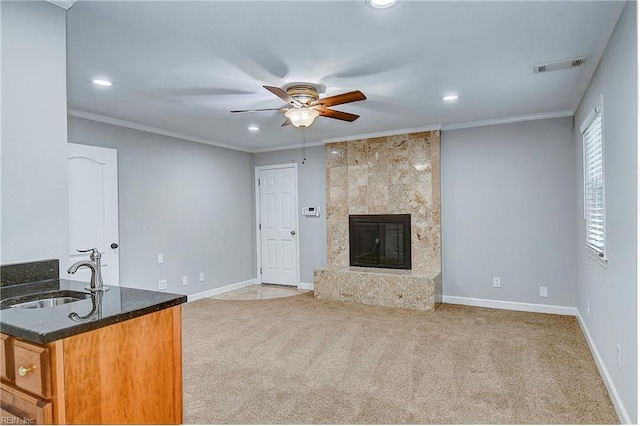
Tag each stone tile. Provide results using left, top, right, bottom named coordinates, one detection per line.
left=347, top=139, right=370, bottom=166
left=210, top=284, right=310, bottom=301
left=385, top=136, right=410, bottom=164
left=348, top=185, right=368, bottom=206
left=408, top=130, right=437, bottom=140
left=388, top=184, right=410, bottom=206
left=339, top=272, right=358, bottom=303
left=314, top=269, right=339, bottom=301
left=377, top=274, right=404, bottom=308
left=326, top=143, right=348, bottom=167
left=402, top=276, right=429, bottom=310
left=409, top=182, right=432, bottom=210
left=388, top=161, right=414, bottom=185
left=369, top=205, right=389, bottom=214
left=357, top=273, right=380, bottom=306
left=367, top=162, right=389, bottom=185
left=349, top=205, right=369, bottom=215
left=434, top=273, right=443, bottom=306
left=347, top=165, right=368, bottom=188
left=366, top=139, right=387, bottom=165
left=328, top=186, right=348, bottom=208
left=328, top=166, right=348, bottom=188
left=368, top=185, right=388, bottom=207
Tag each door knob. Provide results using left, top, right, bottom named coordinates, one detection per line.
left=111, top=243, right=118, bottom=249
left=290, top=230, right=296, bottom=236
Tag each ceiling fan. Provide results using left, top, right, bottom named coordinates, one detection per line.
left=231, top=84, right=366, bottom=128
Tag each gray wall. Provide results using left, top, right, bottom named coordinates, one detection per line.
left=252, top=145, right=327, bottom=284
left=68, top=117, right=255, bottom=295
left=573, top=1, right=637, bottom=422
left=1, top=1, right=69, bottom=269
left=441, top=118, right=577, bottom=307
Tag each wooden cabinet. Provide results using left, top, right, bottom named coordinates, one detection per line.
left=1, top=333, right=13, bottom=381
left=0, top=306, right=182, bottom=424
left=1, top=382, right=52, bottom=424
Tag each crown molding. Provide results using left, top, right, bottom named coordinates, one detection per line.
left=67, top=109, right=253, bottom=153
left=69, top=108, right=576, bottom=155
left=321, top=124, right=442, bottom=144
left=441, top=110, right=573, bottom=131
left=47, top=0, right=77, bottom=10
left=251, top=140, right=325, bottom=154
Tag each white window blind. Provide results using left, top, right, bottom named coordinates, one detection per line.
left=582, top=106, right=605, bottom=257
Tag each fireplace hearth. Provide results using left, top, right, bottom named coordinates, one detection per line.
left=349, top=214, right=411, bottom=270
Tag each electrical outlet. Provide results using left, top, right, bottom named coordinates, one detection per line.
left=158, top=253, right=164, bottom=264
left=539, top=286, right=548, bottom=298
left=616, top=345, right=622, bottom=370
left=493, top=277, right=501, bottom=288
left=158, top=279, right=167, bottom=290
left=587, top=299, right=590, bottom=315
left=199, top=272, right=205, bottom=282
left=182, top=275, right=188, bottom=286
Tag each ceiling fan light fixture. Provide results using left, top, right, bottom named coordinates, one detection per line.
left=366, top=0, right=397, bottom=9
left=284, top=108, right=320, bottom=128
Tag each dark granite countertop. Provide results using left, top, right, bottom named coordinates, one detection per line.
left=0, top=279, right=187, bottom=344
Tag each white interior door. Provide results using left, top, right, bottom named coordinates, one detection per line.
left=257, top=165, right=299, bottom=286
left=67, top=143, right=120, bottom=285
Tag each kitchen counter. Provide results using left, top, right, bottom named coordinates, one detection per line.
left=0, top=279, right=186, bottom=344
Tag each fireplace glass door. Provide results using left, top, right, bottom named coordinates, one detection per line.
left=349, top=214, right=411, bottom=269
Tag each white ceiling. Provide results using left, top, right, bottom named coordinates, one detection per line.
left=66, top=1, right=626, bottom=152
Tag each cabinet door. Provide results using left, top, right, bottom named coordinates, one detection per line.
left=0, top=382, right=52, bottom=424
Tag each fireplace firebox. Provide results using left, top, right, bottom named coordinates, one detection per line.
left=349, top=214, right=411, bottom=269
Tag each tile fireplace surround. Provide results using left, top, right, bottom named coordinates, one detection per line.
left=314, top=131, right=442, bottom=311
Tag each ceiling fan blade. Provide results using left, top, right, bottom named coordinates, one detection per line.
left=309, top=91, right=366, bottom=108
left=316, top=107, right=360, bottom=122
left=230, top=107, right=287, bottom=113
left=263, top=85, right=300, bottom=107
left=281, top=118, right=292, bottom=127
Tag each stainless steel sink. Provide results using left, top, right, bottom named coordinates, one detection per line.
left=1, top=290, right=92, bottom=310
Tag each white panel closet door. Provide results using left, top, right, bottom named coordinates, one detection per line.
left=258, top=166, right=298, bottom=286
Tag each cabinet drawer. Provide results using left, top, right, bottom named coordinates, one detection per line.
left=1, top=334, right=14, bottom=381
left=13, top=340, right=51, bottom=398
left=0, top=382, right=52, bottom=424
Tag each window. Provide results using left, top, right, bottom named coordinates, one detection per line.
left=581, top=100, right=606, bottom=263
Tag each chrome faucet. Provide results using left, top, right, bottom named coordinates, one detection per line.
left=67, top=248, right=109, bottom=292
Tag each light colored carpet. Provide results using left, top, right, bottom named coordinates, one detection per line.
left=182, top=293, right=618, bottom=424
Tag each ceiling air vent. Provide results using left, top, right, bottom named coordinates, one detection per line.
left=533, top=57, right=586, bottom=74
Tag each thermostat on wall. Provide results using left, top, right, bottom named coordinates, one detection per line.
left=303, top=206, right=320, bottom=217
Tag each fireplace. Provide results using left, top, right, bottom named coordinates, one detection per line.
left=349, top=214, right=411, bottom=270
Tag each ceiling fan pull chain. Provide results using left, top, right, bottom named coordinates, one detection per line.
left=301, top=129, right=307, bottom=165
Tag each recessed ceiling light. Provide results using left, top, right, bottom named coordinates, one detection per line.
left=442, top=95, right=459, bottom=101
left=92, top=79, right=113, bottom=87
left=365, top=0, right=397, bottom=9
left=248, top=125, right=260, bottom=132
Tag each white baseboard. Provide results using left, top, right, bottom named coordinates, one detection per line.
left=442, top=295, right=577, bottom=316
left=298, top=282, right=314, bottom=291
left=187, top=278, right=257, bottom=302
left=576, top=311, right=631, bottom=424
